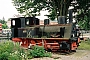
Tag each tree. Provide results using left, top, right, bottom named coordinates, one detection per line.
left=2, top=24, right=8, bottom=29
left=72, top=0, right=90, bottom=30
left=0, top=17, right=8, bottom=29
left=12, top=0, right=90, bottom=29
left=0, top=17, right=7, bottom=24
left=12, top=0, right=73, bottom=20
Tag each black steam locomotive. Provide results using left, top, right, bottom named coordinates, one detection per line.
left=11, top=10, right=80, bottom=52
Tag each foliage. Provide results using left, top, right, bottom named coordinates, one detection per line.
left=0, top=52, right=9, bottom=60
left=0, top=41, right=14, bottom=53
left=2, top=24, right=8, bottom=29
left=28, top=46, right=51, bottom=58
left=78, top=40, right=90, bottom=50
left=72, top=0, right=90, bottom=30
left=0, top=41, right=25, bottom=60
left=0, top=20, right=6, bottom=24
left=0, top=18, right=8, bottom=29
left=77, top=14, right=90, bottom=30
left=77, top=10, right=90, bottom=30
left=0, top=41, right=52, bottom=60
left=12, top=0, right=73, bottom=20
left=12, top=0, right=90, bottom=29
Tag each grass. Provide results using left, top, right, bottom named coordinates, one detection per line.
left=78, top=39, right=90, bottom=50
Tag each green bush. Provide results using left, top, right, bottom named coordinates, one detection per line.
left=0, top=52, right=9, bottom=60
left=28, top=46, right=51, bottom=58
left=0, top=41, right=25, bottom=60
left=0, top=41, right=51, bottom=60
left=0, top=41, right=14, bottom=54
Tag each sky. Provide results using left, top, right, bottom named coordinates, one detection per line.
left=0, top=0, right=18, bottom=20
left=0, top=0, right=48, bottom=21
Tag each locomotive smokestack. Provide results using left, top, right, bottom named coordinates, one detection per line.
left=69, top=9, right=73, bottom=23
